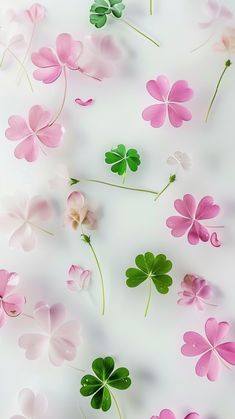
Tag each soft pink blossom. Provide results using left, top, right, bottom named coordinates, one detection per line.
left=65, top=191, right=96, bottom=230
left=24, top=3, right=46, bottom=23
left=0, top=269, right=25, bottom=328
left=151, top=410, right=200, bottom=419
left=199, top=0, right=233, bottom=29
left=166, top=194, right=220, bottom=245
left=0, top=195, right=52, bottom=251
left=178, top=274, right=213, bottom=310
left=213, top=27, right=235, bottom=54
left=5, top=105, right=63, bottom=162
left=181, top=317, right=235, bottom=381
left=19, top=302, right=80, bottom=366
left=31, top=33, right=82, bottom=83
left=67, top=264, right=91, bottom=292
left=167, top=151, right=191, bottom=170
left=142, top=75, right=193, bottom=128
left=11, top=388, right=48, bottom=419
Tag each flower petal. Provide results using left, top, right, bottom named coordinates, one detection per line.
left=159, top=409, right=176, bottom=419
left=195, top=196, right=220, bottom=220
left=195, top=350, right=220, bottom=381
left=3, top=294, right=25, bottom=317
left=181, top=331, right=210, bottom=355
left=14, top=136, right=40, bottom=162
left=37, top=123, right=63, bottom=147
left=146, top=75, right=170, bottom=101
left=67, top=191, right=85, bottom=210
left=31, top=47, right=59, bottom=68
left=75, top=98, right=94, bottom=106
left=187, top=221, right=209, bottom=245
left=168, top=103, right=192, bottom=127
left=9, top=223, right=36, bottom=251
left=28, top=196, right=52, bottom=221
left=33, top=67, right=62, bottom=84
left=142, top=104, right=166, bottom=128
left=166, top=216, right=192, bottom=237
left=174, top=194, right=196, bottom=218
left=49, top=320, right=80, bottom=366
left=18, top=334, right=48, bottom=360
left=205, top=317, right=229, bottom=346
left=0, top=306, right=6, bottom=327
left=5, top=116, right=31, bottom=141
left=28, top=105, right=52, bottom=132
left=25, top=3, right=46, bottom=23
left=56, top=33, right=81, bottom=68
left=18, top=388, right=34, bottom=417
left=216, top=342, right=235, bottom=365
left=168, top=80, right=193, bottom=102
left=210, top=231, right=221, bottom=247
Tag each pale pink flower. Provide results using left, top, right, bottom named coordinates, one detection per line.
left=0, top=195, right=52, bottom=251
left=151, top=411, right=200, bottom=419
left=181, top=317, right=235, bottom=381
left=213, top=27, right=235, bottom=54
left=11, top=388, right=48, bottom=419
left=166, top=194, right=220, bottom=245
left=199, top=0, right=233, bottom=29
left=78, top=33, right=122, bottom=80
left=167, top=151, right=191, bottom=170
left=24, top=3, right=46, bottom=23
left=65, top=191, right=96, bottom=231
left=142, top=75, right=193, bottom=128
left=178, top=274, right=213, bottom=310
left=0, top=269, right=25, bottom=328
left=19, top=302, right=80, bottom=366
left=5, top=105, right=63, bottom=162
left=67, top=264, right=91, bottom=292
left=31, top=33, right=82, bottom=83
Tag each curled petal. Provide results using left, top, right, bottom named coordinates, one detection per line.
left=25, top=3, right=46, bottom=23
left=210, top=231, right=221, bottom=247
left=75, top=98, right=94, bottom=106
left=3, top=294, right=25, bottom=317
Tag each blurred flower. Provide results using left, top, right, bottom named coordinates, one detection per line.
left=67, top=264, right=91, bottom=292
left=11, top=388, right=48, bottom=419
left=199, top=0, right=233, bottom=29
left=151, top=410, right=200, bottom=419
left=178, top=274, right=213, bottom=310
left=213, top=26, right=235, bottom=54
left=65, top=191, right=96, bottom=231
left=0, top=269, right=25, bottom=327
left=167, top=151, right=191, bottom=170
left=24, top=3, right=46, bottom=23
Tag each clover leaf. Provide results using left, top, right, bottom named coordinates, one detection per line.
left=105, top=144, right=141, bottom=182
left=126, top=252, right=173, bottom=317
left=90, top=0, right=125, bottom=28
left=80, top=357, right=131, bottom=414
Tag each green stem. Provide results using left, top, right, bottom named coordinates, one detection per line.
left=144, top=278, right=152, bottom=318
left=109, top=389, right=122, bottom=419
left=49, top=67, right=67, bottom=125
left=17, top=22, right=37, bottom=84
left=205, top=59, right=232, bottom=123
left=154, top=174, right=176, bottom=201
left=6, top=48, right=33, bottom=91
left=82, top=234, right=105, bottom=315
left=121, top=18, right=160, bottom=47
left=122, top=172, right=126, bottom=185
left=80, top=408, right=87, bottom=419
left=150, top=0, right=153, bottom=15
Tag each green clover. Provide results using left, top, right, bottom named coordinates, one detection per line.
left=80, top=357, right=131, bottom=417
left=90, top=0, right=125, bottom=28
left=105, top=144, right=141, bottom=183
left=126, top=252, right=173, bottom=317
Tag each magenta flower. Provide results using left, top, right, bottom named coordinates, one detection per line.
left=166, top=194, right=220, bottom=245
left=19, top=302, right=81, bottom=366
left=31, top=33, right=82, bottom=84
left=24, top=3, right=46, bottom=23
left=0, top=195, right=52, bottom=251
left=65, top=191, right=96, bottom=231
left=181, top=317, right=235, bottom=381
left=5, top=105, right=63, bottom=162
left=151, top=411, right=200, bottom=419
left=142, top=75, right=193, bottom=128
left=0, top=269, right=25, bottom=327
left=11, top=388, right=48, bottom=419
left=178, top=274, right=213, bottom=310
left=67, top=264, right=91, bottom=292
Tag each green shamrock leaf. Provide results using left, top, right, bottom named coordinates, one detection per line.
left=80, top=357, right=131, bottom=415
left=90, top=0, right=125, bottom=28
left=105, top=144, right=141, bottom=182
left=126, top=252, right=173, bottom=317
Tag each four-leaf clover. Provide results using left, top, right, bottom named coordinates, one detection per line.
left=126, top=252, right=173, bottom=317
left=80, top=357, right=131, bottom=417
left=105, top=144, right=141, bottom=183
left=90, top=0, right=125, bottom=28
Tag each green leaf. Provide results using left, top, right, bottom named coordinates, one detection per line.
left=90, top=13, right=107, bottom=28
left=105, top=144, right=141, bottom=179
left=126, top=268, right=147, bottom=287
left=91, top=387, right=112, bottom=411
left=89, top=0, right=125, bottom=28
left=108, top=368, right=132, bottom=389
left=92, top=357, right=114, bottom=381
left=80, top=375, right=102, bottom=396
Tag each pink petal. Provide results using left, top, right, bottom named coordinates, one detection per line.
left=31, top=47, right=59, bottom=67
left=198, top=284, right=212, bottom=299
left=174, top=194, right=196, bottom=218
left=195, top=350, right=220, bottom=381
left=166, top=216, right=192, bottom=237
left=28, top=105, right=52, bottom=132
left=210, top=231, right=221, bottom=247
left=56, top=33, right=81, bottom=68
left=33, top=67, right=62, bottom=84
left=67, top=191, right=85, bottom=210
left=168, top=80, right=193, bottom=102
left=14, top=136, right=40, bottom=162
left=33, top=303, right=50, bottom=333
left=185, top=414, right=200, bottom=419
left=49, top=320, right=80, bottom=366
left=220, top=5, right=233, bottom=19
left=37, top=123, right=63, bottom=147
left=18, top=388, right=34, bottom=417
left=9, top=223, right=36, bottom=251
left=159, top=409, right=176, bottom=419
left=146, top=75, right=170, bottom=101
left=3, top=294, right=25, bottom=317
left=25, top=3, right=46, bottom=23
left=187, top=221, right=210, bottom=245
left=195, top=196, right=220, bottom=220
left=50, top=303, right=66, bottom=333
left=178, top=296, right=195, bottom=306
left=5, top=116, right=31, bottom=141
left=0, top=269, right=16, bottom=297
left=142, top=104, right=166, bottom=128
left=168, top=103, right=192, bottom=127
left=19, top=334, right=48, bottom=360
left=0, top=306, right=6, bottom=328
left=216, top=342, right=235, bottom=364
left=207, top=0, right=220, bottom=16
left=33, top=393, right=48, bottom=416
left=75, top=98, right=94, bottom=106
left=182, top=331, right=210, bottom=356
left=205, top=318, right=229, bottom=346
left=83, top=210, right=96, bottom=229
left=28, top=196, right=52, bottom=221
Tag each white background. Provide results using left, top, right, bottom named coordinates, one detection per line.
left=0, top=0, right=235, bottom=418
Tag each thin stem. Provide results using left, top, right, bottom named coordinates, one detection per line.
left=67, top=365, right=86, bottom=373
left=144, top=278, right=152, bottom=318
left=49, top=67, right=68, bottom=126
left=6, top=48, right=33, bottom=91
left=121, top=18, right=160, bottom=47
left=22, top=312, right=34, bottom=319
left=205, top=59, right=232, bottom=123
left=190, top=31, right=215, bottom=53
left=150, top=0, right=153, bottom=15
left=82, top=235, right=105, bottom=315
left=206, top=225, right=224, bottom=228
left=17, top=22, right=37, bottom=84
left=28, top=221, right=54, bottom=236
left=0, top=49, right=8, bottom=67
left=154, top=175, right=176, bottom=201
left=109, top=389, right=122, bottom=419
left=122, top=172, right=126, bottom=185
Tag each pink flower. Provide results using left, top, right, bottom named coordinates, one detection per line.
left=78, top=33, right=122, bottom=80
left=167, top=151, right=191, bottom=170
left=19, top=302, right=80, bottom=366
left=31, top=33, right=82, bottom=84
left=178, top=274, right=213, bottom=310
left=142, top=75, right=193, bottom=128
left=151, top=411, right=200, bottom=419
left=166, top=194, right=220, bottom=245
left=11, top=388, right=48, bottom=419
left=199, top=0, right=233, bottom=29
left=5, top=105, right=63, bottom=162
left=214, top=27, right=235, bottom=54
left=0, top=195, right=52, bottom=251
left=181, top=317, right=235, bottom=381
left=67, top=264, right=91, bottom=292
left=65, top=191, right=96, bottom=230
left=0, top=269, right=25, bottom=327
left=24, top=3, right=46, bottom=23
